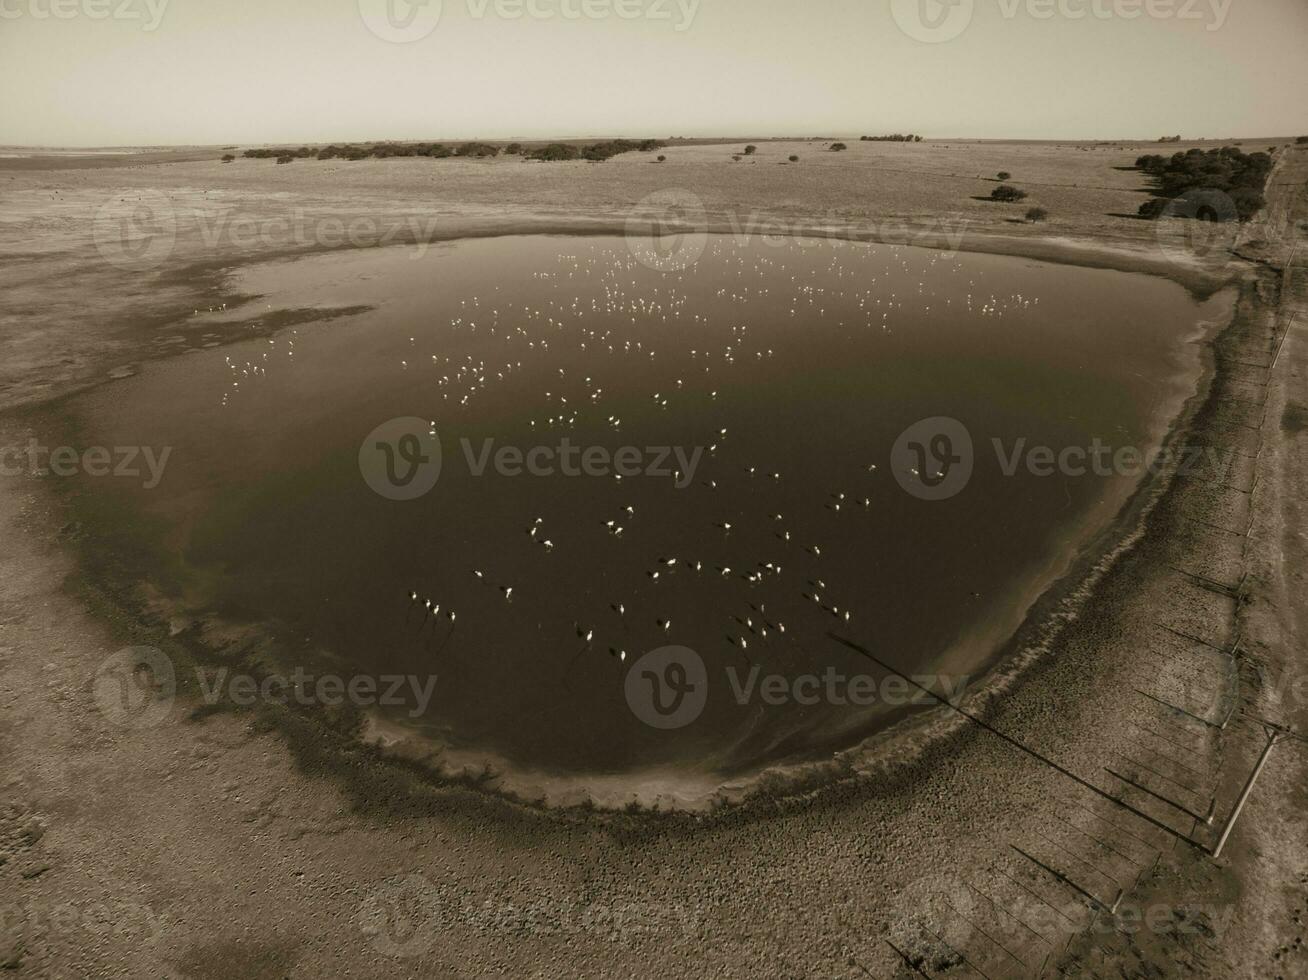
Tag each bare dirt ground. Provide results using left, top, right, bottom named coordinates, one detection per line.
left=1, top=138, right=1305, bottom=978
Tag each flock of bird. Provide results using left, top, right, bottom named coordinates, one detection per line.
left=363, top=239, right=1038, bottom=693
left=209, top=236, right=1043, bottom=723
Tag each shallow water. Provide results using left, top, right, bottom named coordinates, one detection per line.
left=62, top=234, right=1228, bottom=802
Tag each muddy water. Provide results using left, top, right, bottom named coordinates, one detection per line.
left=59, top=234, right=1231, bottom=804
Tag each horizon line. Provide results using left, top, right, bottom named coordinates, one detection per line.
left=4, top=133, right=1302, bottom=152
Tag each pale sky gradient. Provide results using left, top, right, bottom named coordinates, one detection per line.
left=1, top=0, right=1305, bottom=146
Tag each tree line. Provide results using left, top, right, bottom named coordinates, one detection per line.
left=241, top=139, right=662, bottom=164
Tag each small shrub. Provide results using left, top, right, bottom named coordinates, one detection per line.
left=996, top=171, right=1011, bottom=181
left=221, top=154, right=235, bottom=163
left=830, top=142, right=847, bottom=152
left=732, top=154, right=742, bottom=162
left=744, top=145, right=757, bottom=155
left=657, top=155, right=666, bottom=163
left=1137, top=198, right=1168, bottom=220
left=1025, top=207, right=1048, bottom=223
left=275, top=155, right=294, bottom=165
left=789, top=155, right=799, bottom=163
left=990, top=184, right=1027, bottom=202
left=504, top=143, right=523, bottom=155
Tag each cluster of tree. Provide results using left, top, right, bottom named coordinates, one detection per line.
left=242, top=146, right=316, bottom=159
left=1157, top=135, right=1182, bottom=143
left=830, top=142, right=848, bottom=152
left=526, top=139, right=661, bottom=162
left=860, top=134, right=923, bottom=142
left=1133, top=146, right=1273, bottom=221
left=241, top=141, right=503, bottom=162
left=1297, top=136, right=1308, bottom=145
left=237, top=138, right=665, bottom=166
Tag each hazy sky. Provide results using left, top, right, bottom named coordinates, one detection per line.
left=1, top=0, right=1304, bottom=145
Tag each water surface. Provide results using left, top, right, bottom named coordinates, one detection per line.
left=63, top=234, right=1227, bottom=804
